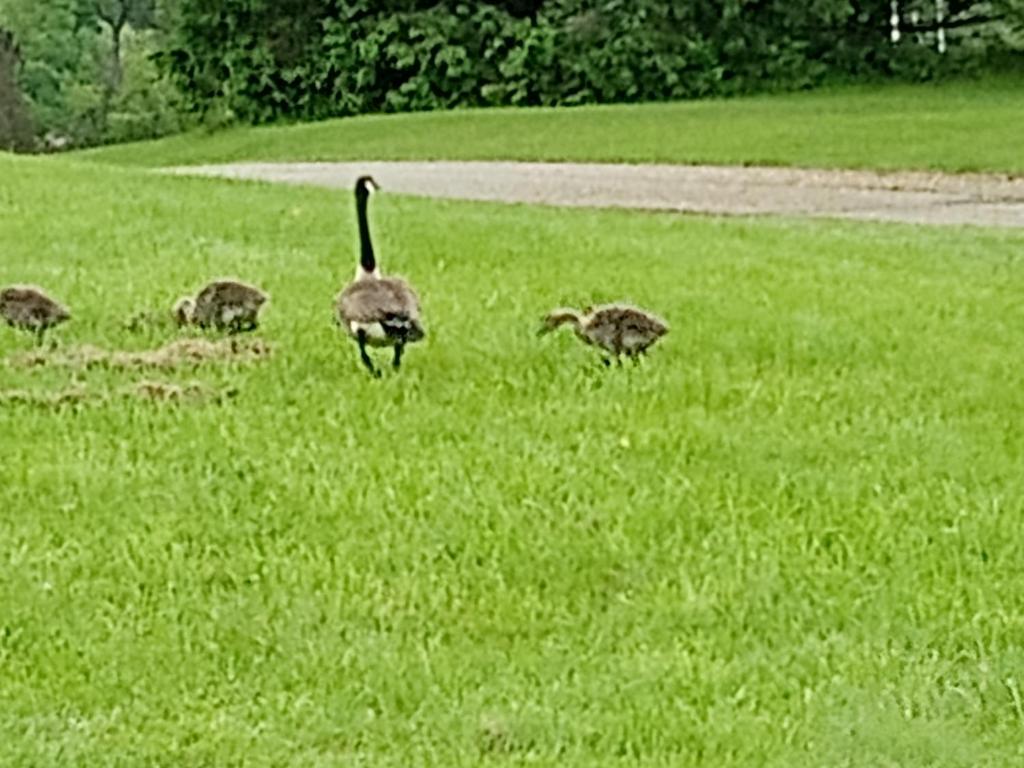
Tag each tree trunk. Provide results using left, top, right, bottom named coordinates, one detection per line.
left=110, top=19, right=124, bottom=91
left=0, top=28, right=36, bottom=152
left=96, top=2, right=129, bottom=96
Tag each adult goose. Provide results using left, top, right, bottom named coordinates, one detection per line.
left=174, top=280, right=268, bottom=333
left=540, top=303, right=668, bottom=364
left=0, top=285, right=70, bottom=344
left=335, top=176, right=424, bottom=377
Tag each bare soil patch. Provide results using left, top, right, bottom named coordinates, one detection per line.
left=0, top=379, right=235, bottom=408
left=8, top=337, right=272, bottom=370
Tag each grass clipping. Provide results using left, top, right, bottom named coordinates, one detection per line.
left=9, top=337, right=272, bottom=370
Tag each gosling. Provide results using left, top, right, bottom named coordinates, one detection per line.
left=540, top=303, right=668, bottom=364
left=0, top=285, right=70, bottom=344
left=174, top=280, right=268, bottom=333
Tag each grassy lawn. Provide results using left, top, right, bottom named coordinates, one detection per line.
left=2, top=153, right=1024, bottom=766
left=75, top=76, right=1024, bottom=174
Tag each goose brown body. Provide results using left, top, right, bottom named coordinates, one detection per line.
left=175, top=280, right=268, bottom=333
left=0, top=285, right=70, bottom=339
left=337, top=277, right=424, bottom=348
left=542, top=303, right=668, bottom=359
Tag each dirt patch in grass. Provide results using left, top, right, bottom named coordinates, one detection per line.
left=0, top=384, right=92, bottom=408
left=128, top=379, right=239, bottom=404
left=8, top=337, right=272, bottom=370
left=0, top=379, right=238, bottom=408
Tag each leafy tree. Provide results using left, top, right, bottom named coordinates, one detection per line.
left=0, top=0, right=183, bottom=148
left=0, top=26, right=35, bottom=150
left=0, top=0, right=101, bottom=141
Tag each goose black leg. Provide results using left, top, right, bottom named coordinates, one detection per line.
left=392, top=343, right=405, bottom=370
left=357, top=330, right=380, bottom=377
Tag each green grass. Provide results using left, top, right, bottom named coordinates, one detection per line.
left=2, top=153, right=1024, bottom=766
left=76, top=76, right=1024, bottom=173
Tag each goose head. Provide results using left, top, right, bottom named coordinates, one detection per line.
left=355, top=175, right=380, bottom=200
left=538, top=308, right=582, bottom=336
left=173, top=297, right=196, bottom=326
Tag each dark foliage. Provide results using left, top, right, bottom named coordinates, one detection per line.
left=161, top=0, right=1021, bottom=125
left=0, top=27, right=35, bottom=151
left=7, top=0, right=1020, bottom=145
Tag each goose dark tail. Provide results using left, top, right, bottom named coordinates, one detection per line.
left=382, top=315, right=424, bottom=343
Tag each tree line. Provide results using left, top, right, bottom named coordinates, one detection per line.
left=2, top=0, right=1021, bottom=152
left=1, top=0, right=183, bottom=150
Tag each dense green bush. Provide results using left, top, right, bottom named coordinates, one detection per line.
left=163, top=0, right=1022, bottom=126
left=3, top=0, right=1021, bottom=147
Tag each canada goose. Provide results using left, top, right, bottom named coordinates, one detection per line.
left=540, top=303, right=668, bottom=363
left=336, top=175, right=424, bottom=377
left=0, top=285, right=70, bottom=344
left=173, top=280, right=268, bottom=333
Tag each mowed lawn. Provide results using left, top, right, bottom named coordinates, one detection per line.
left=76, top=75, right=1024, bottom=174
left=2, top=153, right=1024, bottom=766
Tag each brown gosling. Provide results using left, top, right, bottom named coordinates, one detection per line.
left=0, top=285, right=71, bottom=345
left=173, top=279, right=268, bottom=334
left=336, top=175, right=424, bottom=377
left=540, top=303, right=668, bottom=364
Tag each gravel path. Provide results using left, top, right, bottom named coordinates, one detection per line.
left=167, top=161, right=1024, bottom=228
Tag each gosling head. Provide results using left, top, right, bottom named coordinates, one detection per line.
left=355, top=175, right=380, bottom=200
left=538, top=308, right=582, bottom=336
left=172, top=297, right=195, bottom=327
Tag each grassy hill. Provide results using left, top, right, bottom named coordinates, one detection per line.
left=2, top=152, right=1023, bottom=765
left=76, top=76, right=1024, bottom=174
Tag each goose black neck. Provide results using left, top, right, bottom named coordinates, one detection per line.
left=356, top=192, right=375, bottom=273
